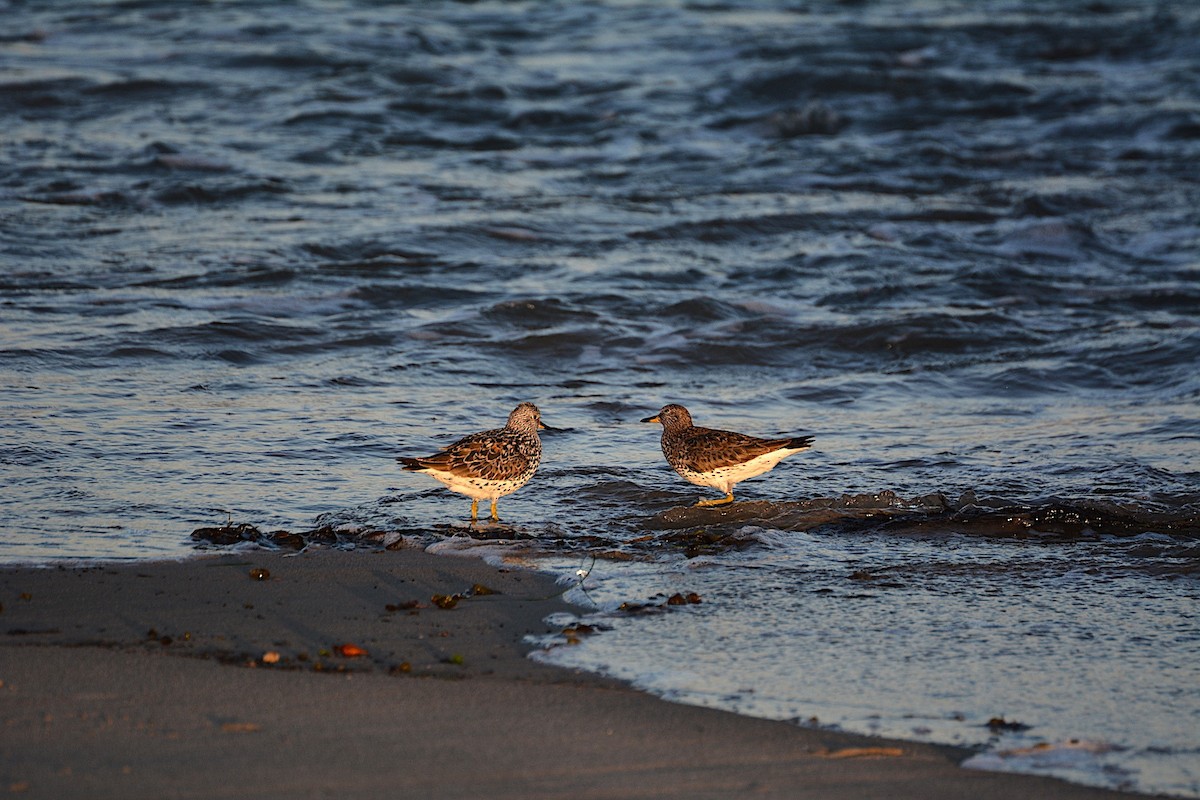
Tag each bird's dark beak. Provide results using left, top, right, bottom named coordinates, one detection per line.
left=640, top=414, right=660, bottom=424
left=539, top=421, right=563, bottom=432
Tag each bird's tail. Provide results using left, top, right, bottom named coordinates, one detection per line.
left=397, top=456, right=427, bottom=471
left=786, top=435, right=815, bottom=450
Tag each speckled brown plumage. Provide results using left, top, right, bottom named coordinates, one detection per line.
left=399, top=402, right=548, bottom=521
left=641, top=404, right=813, bottom=507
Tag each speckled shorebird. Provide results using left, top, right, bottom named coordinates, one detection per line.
left=641, top=404, right=813, bottom=507
left=398, top=402, right=553, bottom=522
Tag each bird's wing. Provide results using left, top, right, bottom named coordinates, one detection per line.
left=680, top=428, right=809, bottom=472
left=408, top=429, right=532, bottom=480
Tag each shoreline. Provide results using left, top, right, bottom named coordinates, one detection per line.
left=0, top=548, right=1150, bottom=799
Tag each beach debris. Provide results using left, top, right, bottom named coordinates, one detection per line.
left=191, top=523, right=264, bottom=545
left=385, top=600, right=425, bottom=613
left=618, top=591, right=703, bottom=616
left=220, top=722, right=261, bottom=734
left=191, top=522, right=339, bottom=550
left=428, top=582, right=498, bottom=609
left=249, top=567, right=270, bottom=581
left=659, top=528, right=760, bottom=558
left=616, top=600, right=658, bottom=615
left=442, top=653, right=465, bottom=665
left=560, top=623, right=599, bottom=645
left=817, top=746, right=905, bottom=759
left=145, top=628, right=174, bottom=646
left=333, top=643, right=368, bottom=658
left=593, top=549, right=637, bottom=561
left=192, top=497, right=1200, bottom=557
left=261, top=651, right=281, bottom=665
left=390, top=662, right=412, bottom=674
left=986, top=716, right=1031, bottom=732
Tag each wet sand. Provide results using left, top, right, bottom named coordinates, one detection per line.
left=0, top=549, right=1145, bottom=799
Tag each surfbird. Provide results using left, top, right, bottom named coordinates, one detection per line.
left=641, top=404, right=813, bottom=507
left=399, top=402, right=553, bottom=521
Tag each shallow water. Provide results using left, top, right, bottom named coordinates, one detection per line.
left=2, top=0, right=1199, bottom=795
left=529, top=523, right=1199, bottom=797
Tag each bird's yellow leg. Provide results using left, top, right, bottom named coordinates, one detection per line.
left=489, top=499, right=500, bottom=521
left=470, top=499, right=479, bottom=521
left=696, top=492, right=734, bottom=507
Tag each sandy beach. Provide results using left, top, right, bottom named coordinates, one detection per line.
left=0, top=548, right=1148, bottom=799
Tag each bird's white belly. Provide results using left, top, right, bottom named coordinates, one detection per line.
left=676, top=450, right=797, bottom=492
left=425, top=470, right=528, bottom=500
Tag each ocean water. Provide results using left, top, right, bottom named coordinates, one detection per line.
left=2, top=0, right=1198, bottom=795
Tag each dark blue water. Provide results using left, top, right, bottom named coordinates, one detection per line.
left=2, top=1, right=1198, bottom=795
